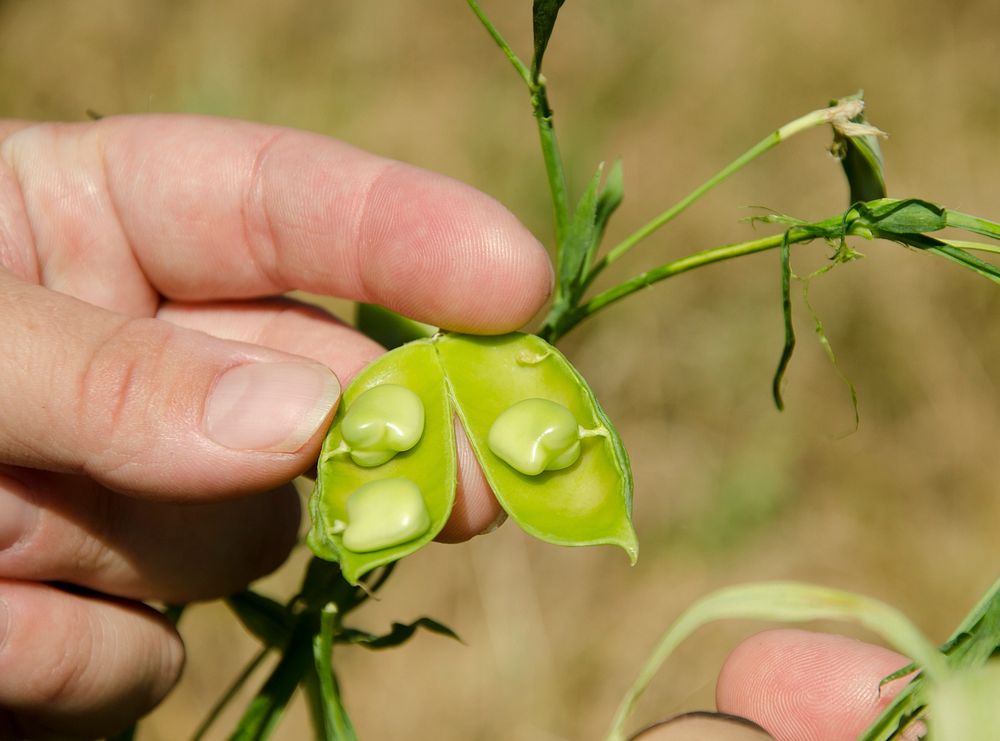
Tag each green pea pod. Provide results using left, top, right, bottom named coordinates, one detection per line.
left=437, top=333, right=637, bottom=562
left=308, top=331, right=637, bottom=584
left=307, top=339, right=455, bottom=584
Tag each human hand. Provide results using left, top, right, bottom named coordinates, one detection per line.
left=635, top=629, right=920, bottom=740
left=0, top=115, right=551, bottom=738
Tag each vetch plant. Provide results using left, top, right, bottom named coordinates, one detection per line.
left=127, top=2, right=1000, bottom=739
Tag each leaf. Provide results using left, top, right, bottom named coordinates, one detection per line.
left=229, top=618, right=315, bottom=741
left=857, top=198, right=946, bottom=235
left=559, top=164, right=603, bottom=301
left=311, top=605, right=358, bottom=741
left=945, top=210, right=1000, bottom=241
left=338, top=617, right=461, bottom=650
left=227, top=590, right=294, bottom=649
left=830, top=91, right=887, bottom=204
left=860, top=575, right=1000, bottom=740
left=771, top=232, right=795, bottom=411
left=531, top=0, right=566, bottom=81
left=591, top=158, right=624, bottom=270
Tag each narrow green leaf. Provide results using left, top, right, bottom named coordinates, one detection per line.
left=560, top=163, right=603, bottom=301
left=192, top=647, right=271, bottom=741
left=939, top=238, right=1000, bottom=255
left=311, top=605, right=359, bottom=741
left=860, top=575, right=1000, bottom=740
left=945, top=209, right=1000, bottom=241
left=772, top=232, right=795, bottom=411
left=924, top=243, right=1000, bottom=285
left=531, top=0, right=566, bottom=81
left=229, top=618, right=315, bottom=741
left=338, top=617, right=461, bottom=650
left=800, top=273, right=859, bottom=430
left=858, top=198, right=946, bottom=235
left=829, top=91, right=887, bottom=203
left=226, top=590, right=294, bottom=649
left=592, top=158, right=624, bottom=256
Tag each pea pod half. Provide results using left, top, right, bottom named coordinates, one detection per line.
left=307, top=339, right=454, bottom=584
left=436, top=333, right=636, bottom=561
left=308, top=332, right=637, bottom=584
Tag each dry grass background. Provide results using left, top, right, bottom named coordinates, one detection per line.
left=3, top=0, right=1000, bottom=739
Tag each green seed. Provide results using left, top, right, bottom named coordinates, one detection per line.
left=308, top=339, right=455, bottom=585
left=436, top=333, right=637, bottom=563
left=340, top=477, right=431, bottom=553
left=340, top=383, right=425, bottom=467
left=488, top=397, right=582, bottom=475
left=308, top=331, right=637, bottom=584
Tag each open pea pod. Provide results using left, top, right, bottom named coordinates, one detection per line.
left=307, top=339, right=455, bottom=584
left=437, top=333, right=637, bottom=562
left=308, top=331, right=637, bottom=584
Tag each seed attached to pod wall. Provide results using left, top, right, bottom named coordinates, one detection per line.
left=340, top=477, right=431, bottom=553
left=308, top=331, right=637, bottom=584
left=308, top=339, right=455, bottom=585
left=339, top=383, right=425, bottom=467
left=488, top=397, right=583, bottom=475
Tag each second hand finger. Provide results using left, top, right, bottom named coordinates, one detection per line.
left=0, top=467, right=300, bottom=603
left=160, top=298, right=505, bottom=542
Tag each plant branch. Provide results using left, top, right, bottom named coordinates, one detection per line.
left=465, top=0, right=572, bottom=295
left=464, top=0, right=532, bottom=86
left=586, top=102, right=868, bottom=287
left=543, top=230, right=815, bottom=342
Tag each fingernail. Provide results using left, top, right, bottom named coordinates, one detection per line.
left=205, top=362, right=340, bottom=453
left=480, top=509, right=508, bottom=536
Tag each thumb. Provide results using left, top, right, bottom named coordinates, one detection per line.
left=0, top=271, right=340, bottom=499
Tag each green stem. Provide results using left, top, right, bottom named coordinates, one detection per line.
left=533, top=81, right=571, bottom=257
left=311, top=604, right=358, bottom=740
left=465, top=0, right=571, bottom=296
left=545, top=230, right=815, bottom=342
left=191, top=647, right=271, bottom=741
left=586, top=105, right=853, bottom=286
left=464, top=0, right=532, bottom=86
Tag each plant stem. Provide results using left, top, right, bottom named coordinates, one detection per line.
left=191, top=647, right=271, bottom=741
left=464, top=0, right=532, bottom=86
left=533, top=80, right=572, bottom=254
left=585, top=104, right=856, bottom=287
left=311, top=604, right=358, bottom=740
left=465, top=0, right=572, bottom=292
left=543, top=229, right=815, bottom=342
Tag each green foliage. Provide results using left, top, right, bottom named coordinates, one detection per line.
left=530, top=0, right=565, bottom=81
left=830, top=91, right=887, bottom=203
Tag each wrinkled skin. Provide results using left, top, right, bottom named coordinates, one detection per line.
left=0, top=115, right=550, bottom=738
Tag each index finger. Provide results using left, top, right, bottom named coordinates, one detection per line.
left=3, top=115, right=552, bottom=331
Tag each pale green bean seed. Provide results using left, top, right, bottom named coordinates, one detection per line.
left=341, top=477, right=431, bottom=553
left=341, top=383, right=425, bottom=467
left=487, top=397, right=582, bottom=476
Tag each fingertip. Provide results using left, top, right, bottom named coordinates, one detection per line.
left=435, top=421, right=503, bottom=543
left=717, top=629, right=913, bottom=741
left=358, top=163, right=553, bottom=334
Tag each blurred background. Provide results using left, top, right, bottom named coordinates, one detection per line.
left=3, top=0, right=1000, bottom=738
